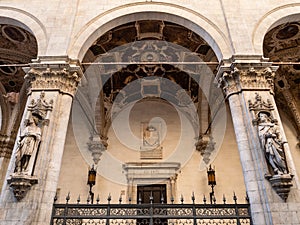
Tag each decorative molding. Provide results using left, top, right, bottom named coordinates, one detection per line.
left=248, top=93, right=275, bottom=125
left=123, top=162, right=181, bottom=184
left=26, top=91, right=53, bottom=126
left=268, top=174, right=293, bottom=202
left=24, top=57, right=83, bottom=97
left=7, top=174, right=38, bottom=201
left=0, top=134, right=15, bottom=158
left=217, top=56, right=278, bottom=97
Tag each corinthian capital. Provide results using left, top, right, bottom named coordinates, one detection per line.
left=217, top=55, right=278, bottom=97
left=24, top=56, right=83, bottom=97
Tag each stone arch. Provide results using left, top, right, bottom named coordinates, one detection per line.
left=0, top=6, right=47, bottom=55
left=68, top=2, right=232, bottom=61
left=0, top=82, right=9, bottom=134
left=252, top=3, right=300, bottom=54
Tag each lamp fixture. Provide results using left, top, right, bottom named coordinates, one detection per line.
left=207, top=165, right=216, bottom=204
left=87, top=165, right=96, bottom=204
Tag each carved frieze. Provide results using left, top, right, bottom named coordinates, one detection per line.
left=24, top=57, right=83, bottom=97
left=218, top=66, right=277, bottom=97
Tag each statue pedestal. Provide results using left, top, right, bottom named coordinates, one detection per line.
left=7, top=173, right=38, bottom=201
left=268, top=174, right=293, bottom=201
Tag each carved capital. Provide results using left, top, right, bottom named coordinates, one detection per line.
left=24, top=57, right=83, bottom=97
left=217, top=56, right=278, bottom=97
left=239, top=66, right=276, bottom=91
left=217, top=67, right=240, bottom=97
left=7, top=173, right=38, bottom=200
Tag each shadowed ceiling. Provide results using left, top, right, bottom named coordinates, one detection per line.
left=263, top=21, right=300, bottom=136
left=0, top=24, right=37, bottom=93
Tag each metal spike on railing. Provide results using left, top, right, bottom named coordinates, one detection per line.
left=96, top=194, right=100, bottom=204
left=54, top=192, right=58, bottom=203
left=171, top=196, right=174, bottom=204
left=77, top=195, right=81, bottom=204
left=128, top=196, right=132, bottom=204
left=119, top=195, right=122, bottom=204
left=107, top=193, right=111, bottom=203
left=161, top=193, right=165, bottom=204
left=191, top=192, right=195, bottom=204
left=66, top=192, right=70, bottom=204
left=233, top=192, right=237, bottom=204
left=223, top=194, right=226, bottom=204
left=203, top=195, right=207, bottom=204
left=180, top=194, right=184, bottom=204
left=149, top=192, right=153, bottom=204
left=245, top=192, right=249, bottom=203
left=138, top=193, right=142, bottom=204
left=87, top=194, right=91, bottom=204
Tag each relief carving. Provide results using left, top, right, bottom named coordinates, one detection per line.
left=24, top=58, right=83, bottom=97
left=218, top=65, right=277, bottom=97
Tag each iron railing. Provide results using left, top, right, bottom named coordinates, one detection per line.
left=51, top=194, right=252, bottom=225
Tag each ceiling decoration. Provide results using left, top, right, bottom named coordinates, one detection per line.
left=84, top=20, right=218, bottom=106
left=264, top=22, right=300, bottom=137
left=87, top=20, right=216, bottom=60
left=0, top=24, right=37, bottom=93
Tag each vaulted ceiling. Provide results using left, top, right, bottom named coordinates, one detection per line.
left=0, top=24, right=37, bottom=93
left=263, top=22, right=300, bottom=136
left=0, top=20, right=298, bottom=137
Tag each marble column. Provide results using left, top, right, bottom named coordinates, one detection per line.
left=217, top=55, right=300, bottom=225
left=0, top=56, right=83, bottom=225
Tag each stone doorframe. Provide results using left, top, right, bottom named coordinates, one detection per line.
left=123, top=162, right=180, bottom=203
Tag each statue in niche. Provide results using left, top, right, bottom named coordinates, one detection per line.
left=15, top=113, right=42, bottom=175
left=258, top=111, right=287, bottom=175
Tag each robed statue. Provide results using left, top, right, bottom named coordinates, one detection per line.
left=15, top=113, right=42, bottom=175
left=258, top=111, right=287, bottom=175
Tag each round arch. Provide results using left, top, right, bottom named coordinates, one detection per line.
left=68, top=2, right=232, bottom=61
left=0, top=6, right=47, bottom=55
left=252, top=3, right=300, bottom=55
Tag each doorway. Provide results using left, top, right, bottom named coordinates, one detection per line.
left=137, top=184, right=167, bottom=225
left=137, top=184, right=167, bottom=203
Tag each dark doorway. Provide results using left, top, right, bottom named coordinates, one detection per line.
left=137, top=184, right=167, bottom=203
left=137, top=184, right=167, bottom=225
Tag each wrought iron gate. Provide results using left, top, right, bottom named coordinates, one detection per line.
left=51, top=195, right=252, bottom=225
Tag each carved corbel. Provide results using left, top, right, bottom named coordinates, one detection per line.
left=87, top=135, right=107, bottom=165
left=195, top=134, right=215, bottom=164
